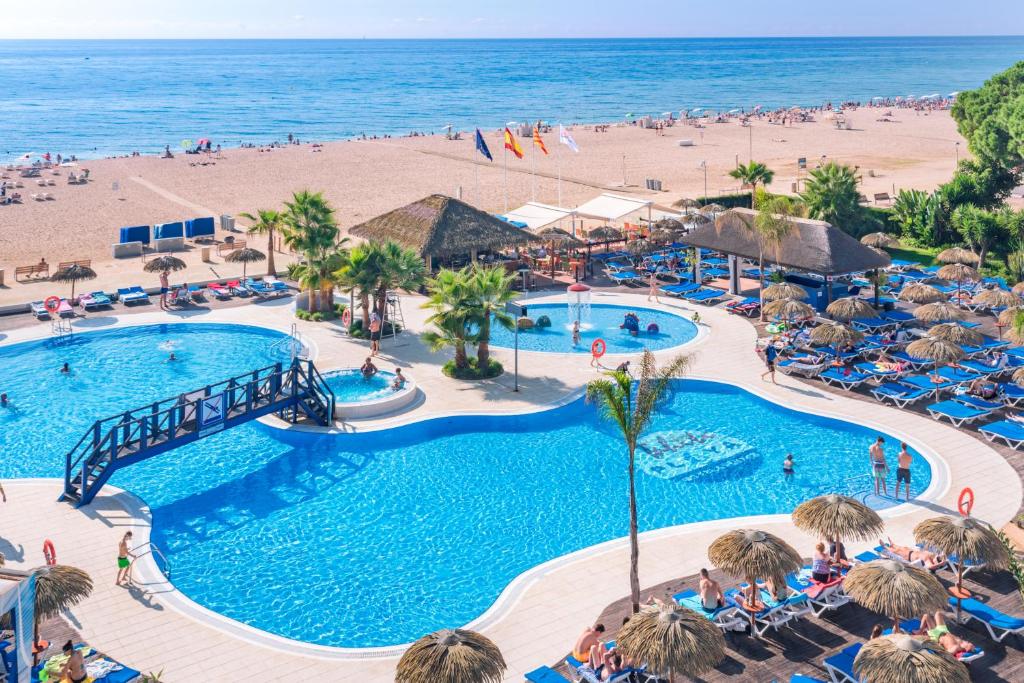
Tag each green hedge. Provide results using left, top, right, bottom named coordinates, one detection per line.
left=696, top=192, right=753, bottom=209
left=443, top=358, right=503, bottom=380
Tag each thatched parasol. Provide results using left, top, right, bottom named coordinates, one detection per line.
left=143, top=254, right=187, bottom=273
left=999, top=306, right=1024, bottom=327
left=905, top=336, right=964, bottom=366
left=762, top=282, right=807, bottom=302
left=687, top=213, right=713, bottom=226
left=616, top=602, right=725, bottom=682
left=938, top=263, right=979, bottom=301
left=897, top=282, right=945, bottom=304
left=708, top=529, right=802, bottom=629
left=225, top=247, right=266, bottom=279
left=936, top=247, right=980, bottom=265
left=588, top=225, right=624, bottom=242
left=973, top=288, right=1021, bottom=309
left=853, top=634, right=969, bottom=683
left=649, top=226, right=684, bottom=243
left=51, top=263, right=97, bottom=301
left=914, top=516, right=1009, bottom=620
left=395, top=629, right=506, bottom=683
left=762, top=298, right=815, bottom=322
left=653, top=217, right=687, bottom=233
left=627, top=238, right=652, bottom=256
left=1013, top=281, right=1024, bottom=296
left=792, top=494, right=884, bottom=563
left=927, top=322, right=982, bottom=346
left=535, top=226, right=581, bottom=246
left=32, top=564, right=93, bottom=662
left=913, top=301, right=964, bottom=323
left=861, top=232, right=899, bottom=248
left=673, top=197, right=701, bottom=210
left=844, top=560, right=946, bottom=633
left=810, top=321, right=863, bottom=348
left=826, top=296, right=877, bottom=322
left=700, top=203, right=726, bottom=214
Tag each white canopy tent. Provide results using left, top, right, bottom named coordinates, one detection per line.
left=573, top=193, right=653, bottom=223
left=503, top=202, right=576, bottom=231
left=0, top=571, right=35, bottom=683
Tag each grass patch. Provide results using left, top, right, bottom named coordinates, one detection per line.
left=884, top=245, right=938, bottom=266
left=442, top=358, right=503, bottom=380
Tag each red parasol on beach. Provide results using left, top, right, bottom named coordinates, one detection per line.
left=197, top=138, right=210, bottom=146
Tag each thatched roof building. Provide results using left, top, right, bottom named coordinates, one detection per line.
left=349, top=194, right=535, bottom=261
left=682, top=208, right=890, bottom=276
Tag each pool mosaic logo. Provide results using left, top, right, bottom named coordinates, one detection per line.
left=636, top=430, right=759, bottom=481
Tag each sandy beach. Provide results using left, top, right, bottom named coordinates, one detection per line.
left=0, top=109, right=970, bottom=306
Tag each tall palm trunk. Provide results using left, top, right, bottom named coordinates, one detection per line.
left=455, top=340, right=468, bottom=369
left=307, top=287, right=317, bottom=313
left=477, top=315, right=492, bottom=366
left=320, top=283, right=334, bottom=315
left=359, top=290, right=371, bottom=329
left=628, top=445, right=641, bottom=613
left=266, top=229, right=276, bottom=276
left=757, top=250, right=767, bottom=322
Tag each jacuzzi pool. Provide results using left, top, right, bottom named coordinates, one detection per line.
left=324, top=368, right=418, bottom=419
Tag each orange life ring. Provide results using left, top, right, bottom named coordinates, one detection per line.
left=341, top=308, right=352, bottom=326
left=591, top=338, right=606, bottom=358
left=43, top=539, right=57, bottom=566
left=958, top=487, right=974, bottom=517
left=44, top=296, right=61, bottom=314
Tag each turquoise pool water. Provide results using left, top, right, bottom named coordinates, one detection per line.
left=0, top=323, right=932, bottom=649
left=488, top=303, right=697, bottom=354
left=324, top=369, right=398, bottom=403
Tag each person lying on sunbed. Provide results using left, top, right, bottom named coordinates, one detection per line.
left=967, top=377, right=997, bottom=399
left=915, top=611, right=976, bottom=657
left=880, top=538, right=945, bottom=570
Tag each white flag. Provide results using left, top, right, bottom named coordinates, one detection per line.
left=558, top=124, right=579, bottom=153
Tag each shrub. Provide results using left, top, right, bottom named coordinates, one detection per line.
left=348, top=318, right=402, bottom=338
left=442, top=357, right=503, bottom=380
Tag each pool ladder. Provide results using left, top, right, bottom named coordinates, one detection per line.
left=51, top=318, right=73, bottom=339
left=270, top=323, right=309, bottom=361
left=129, top=541, right=172, bottom=579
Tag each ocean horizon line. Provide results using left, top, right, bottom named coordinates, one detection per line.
left=3, top=34, right=1024, bottom=42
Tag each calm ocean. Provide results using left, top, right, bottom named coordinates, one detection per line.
left=1, top=37, right=1022, bottom=159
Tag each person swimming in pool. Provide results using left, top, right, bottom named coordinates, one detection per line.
left=60, top=362, right=70, bottom=374
left=0, top=393, right=8, bottom=407
left=782, top=454, right=795, bottom=480
left=572, top=320, right=582, bottom=346
left=361, top=358, right=378, bottom=379
left=167, top=352, right=177, bottom=362
left=391, top=368, right=406, bottom=390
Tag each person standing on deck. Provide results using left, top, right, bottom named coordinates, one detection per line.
left=870, top=437, right=889, bottom=497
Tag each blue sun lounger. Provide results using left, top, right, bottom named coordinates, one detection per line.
left=821, top=368, right=871, bottom=390
left=81, top=291, right=112, bottom=310
left=952, top=597, right=1024, bottom=642
left=871, top=383, right=932, bottom=408
left=953, top=393, right=1002, bottom=412
left=724, top=588, right=810, bottom=636
left=660, top=282, right=700, bottom=297
left=674, top=589, right=744, bottom=632
left=852, top=317, right=894, bottom=332
left=962, top=337, right=1011, bottom=357
left=934, top=366, right=980, bottom=384
left=791, top=676, right=828, bottom=683
left=117, top=286, right=149, bottom=305
left=979, top=420, right=1024, bottom=449
left=888, top=350, right=933, bottom=370
left=525, top=666, right=570, bottom=683
left=608, top=270, right=642, bottom=285
left=682, top=288, right=725, bottom=304
left=823, top=642, right=863, bottom=683
left=900, top=373, right=955, bottom=394
left=853, top=362, right=904, bottom=383
left=926, top=400, right=991, bottom=427
left=881, top=310, right=916, bottom=324
left=1000, top=383, right=1024, bottom=407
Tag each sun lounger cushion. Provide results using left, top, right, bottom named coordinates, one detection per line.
left=927, top=400, right=989, bottom=423
left=979, top=420, right=1024, bottom=448
left=525, top=666, right=569, bottom=683
left=954, top=597, right=1024, bottom=629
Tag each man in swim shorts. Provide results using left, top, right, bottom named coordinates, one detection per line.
left=870, top=437, right=888, bottom=496
left=896, top=442, right=912, bottom=501
left=116, top=531, right=134, bottom=586
left=572, top=623, right=605, bottom=667
left=698, top=568, right=724, bottom=610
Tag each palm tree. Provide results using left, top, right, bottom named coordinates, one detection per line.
left=466, top=265, right=518, bottom=367
left=335, top=244, right=379, bottom=330
left=735, top=197, right=797, bottom=321
left=282, top=190, right=343, bottom=313
left=586, top=350, right=690, bottom=613
left=240, top=209, right=283, bottom=276
left=369, top=242, right=428, bottom=325
left=728, top=161, right=775, bottom=207
left=800, top=161, right=863, bottom=231
left=421, top=268, right=473, bottom=370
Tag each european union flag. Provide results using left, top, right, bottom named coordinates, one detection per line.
left=475, top=128, right=493, bottom=162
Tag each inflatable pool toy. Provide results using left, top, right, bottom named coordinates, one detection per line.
left=517, top=317, right=535, bottom=330
left=536, top=315, right=552, bottom=328
left=765, top=322, right=788, bottom=334
left=647, top=323, right=660, bottom=334
left=621, top=312, right=640, bottom=335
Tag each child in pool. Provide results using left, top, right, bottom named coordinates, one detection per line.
left=783, top=454, right=795, bottom=480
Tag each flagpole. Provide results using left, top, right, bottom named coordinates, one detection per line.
left=475, top=162, right=480, bottom=205
left=503, top=141, right=508, bottom=213
left=531, top=138, right=537, bottom=202
left=556, top=129, right=562, bottom=207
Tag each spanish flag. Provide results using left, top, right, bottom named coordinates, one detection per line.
left=532, top=126, right=549, bottom=155
left=504, top=127, right=524, bottom=159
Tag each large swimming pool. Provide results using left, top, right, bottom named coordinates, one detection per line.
left=0, top=323, right=933, bottom=649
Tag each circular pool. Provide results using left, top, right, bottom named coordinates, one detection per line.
left=324, top=368, right=418, bottom=419
left=488, top=303, right=697, bottom=354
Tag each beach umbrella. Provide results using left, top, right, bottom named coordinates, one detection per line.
left=792, top=494, right=884, bottom=563
left=51, top=263, right=97, bottom=302
left=587, top=226, right=624, bottom=242
left=861, top=232, right=899, bottom=248
left=143, top=255, right=187, bottom=273
left=396, top=628, right=505, bottom=683
left=897, top=282, right=945, bottom=304
left=810, top=321, right=863, bottom=348
left=762, top=298, right=814, bottom=322
left=700, top=203, right=726, bottom=214
left=648, top=227, right=683, bottom=243
left=225, top=247, right=267, bottom=279
left=1012, top=281, right=1024, bottom=296
left=535, top=227, right=581, bottom=279
left=616, top=601, right=725, bottom=682
left=928, top=322, right=982, bottom=346
left=627, top=238, right=652, bottom=257
left=762, top=282, right=808, bottom=302
left=32, top=564, right=93, bottom=663
left=905, top=336, right=964, bottom=366
left=853, top=634, right=969, bottom=683
left=938, top=262, right=979, bottom=301
left=915, top=515, right=1009, bottom=621
left=826, top=296, right=877, bottom=322
left=1013, top=366, right=1024, bottom=385
left=936, top=247, right=980, bottom=265
left=708, top=529, right=802, bottom=631
left=973, top=288, right=1021, bottom=309
left=687, top=213, right=713, bottom=227
left=673, top=197, right=700, bottom=210
left=844, top=560, right=946, bottom=633
left=913, top=301, right=964, bottom=323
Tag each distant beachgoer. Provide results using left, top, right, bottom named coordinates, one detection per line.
left=699, top=568, right=724, bottom=610
left=361, top=357, right=378, bottom=379
left=60, top=640, right=86, bottom=683
left=782, top=454, right=794, bottom=480
left=917, top=611, right=976, bottom=657
left=811, top=542, right=832, bottom=583
left=0, top=481, right=6, bottom=503
left=369, top=312, right=382, bottom=356
left=60, top=362, right=70, bottom=374
left=615, top=360, right=631, bottom=376
left=159, top=270, right=170, bottom=309
left=896, top=442, right=912, bottom=501
left=572, top=320, right=582, bottom=346
left=167, top=352, right=177, bottom=362
left=116, top=531, right=134, bottom=586
left=0, top=392, right=8, bottom=407
left=870, top=437, right=888, bottom=496
left=391, top=368, right=406, bottom=390
left=762, top=344, right=778, bottom=384
left=647, top=272, right=659, bottom=302
left=880, top=538, right=946, bottom=569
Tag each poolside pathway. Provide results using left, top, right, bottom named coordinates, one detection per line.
left=1, top=292, right=1020, bottom=681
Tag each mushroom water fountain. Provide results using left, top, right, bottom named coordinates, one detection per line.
left=567, top=282, right=593, bottom=330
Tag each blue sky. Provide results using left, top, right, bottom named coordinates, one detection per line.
left=3, top=1, right=1023, bottom=39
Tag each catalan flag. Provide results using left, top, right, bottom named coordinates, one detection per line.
left=504, top=127, right=524, bottom=159
left=532, top=126, right=549, bottom=155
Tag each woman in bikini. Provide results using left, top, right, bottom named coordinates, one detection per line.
left=916, top=611, right=976, bottom=657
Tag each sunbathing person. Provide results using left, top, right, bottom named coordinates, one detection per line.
left=698, top=568, right=724, bottom=610
left=59, top=640, right=87, bottom=683
left=600, top=653, right=626, bottom=681
left=880, top=538, right=946, bottom=569
left=916, top=611, right=976, bottom=657
left=572, top=623, right=605, bottom=666
left=967, top=377, right=998, bottom=399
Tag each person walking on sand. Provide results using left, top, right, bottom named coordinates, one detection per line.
left=159, top=270, right=170, bottom=309
left=116, top=531, right=134, bottom=586
left=896, top=442, right=912, bottom=501
left=647, top=272, right=659, bottom=302
left=870, top=437, right=889, bottom=497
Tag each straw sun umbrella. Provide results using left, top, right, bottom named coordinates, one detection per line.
left=936, top=247, right=980, bottom=265
left=914, top=516, right=1009, bottom=620
left=32, top=564, right=93, bottom=663
left=395, top=628, right=506, bottom=683
left=143, top=254, right=187, bottom=273
left=937, top=262, right=979, bottom=301
left=535, top=227, right=582, bottom=280
left=973, top=288, right=1021, bottom=309
left=844, top=560, right=946, bottom=633
left=224, top=247, right=267, bottom=279
left=792, top=494, right=884, bottom=564
left=927, top=322, right=982, bottom=346
left=853, top=634, right=969, bottom=683
left=761, top=281, right=807, bottom=302
left=708, top=529, right=802, bottom=630
left=763, top=298, right=815, bottom=323
left=860, top=232, right=899, bottom=249
left=810, top=321, right=863, bottom=348
left=616, top=601, right=725, bottom=682
left=700, top=203, right=726, bottom=214
left=51, top=263, right=97, bottom=302
left=826, top=296, right=877, bottom=322
left=913, top=301, right=964, bottom=324
left=905, top=336, right=964, bottom=368
left=587, top=225, right=624, bottom=242
left=897, top=282, right=945, bottom=304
